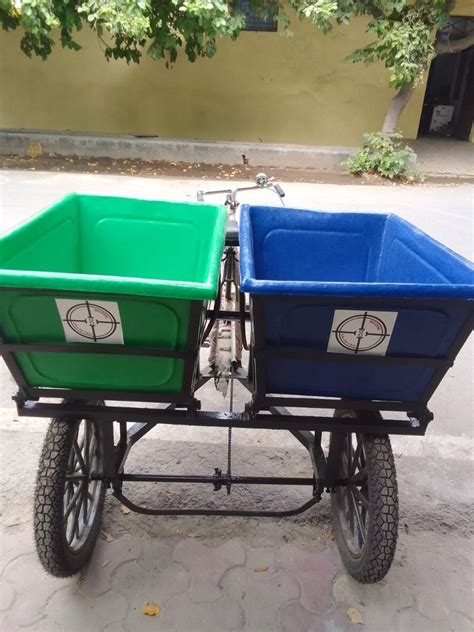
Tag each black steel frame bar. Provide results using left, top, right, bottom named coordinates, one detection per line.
left=1, top=349, right=29, bottom=389
left=18, top=387, right=198, bottom=406
left=0, top=299, right=206, bottom=408
left=206, top=309, right=250, bottom=322
left=120, top=473, right=315, bottom=485
left=260, top=346, right=451, bottom=368
left=260, top=396, right=429, bottom=414
left=248, top=295, right=473, bottom=415
left=114, top=490, right=321, bottom=517
left=17, top=401, right=428, bottom=435
left=271, top=406, right=327, bottom=491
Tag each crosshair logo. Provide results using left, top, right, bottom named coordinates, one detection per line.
left=333, top=312, right=390, bottom=354
left=63, top=301, right=120, bottom=342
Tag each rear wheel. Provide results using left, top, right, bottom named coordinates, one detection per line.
left=34, top=409, right=106, bottom=577
left=330, top=411, right=398, bottom=583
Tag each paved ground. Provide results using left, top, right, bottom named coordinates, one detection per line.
left=0, top=171, right=473, bottom=631
left=409, top=138, right=474, bottom=178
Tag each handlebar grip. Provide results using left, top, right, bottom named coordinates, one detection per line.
left=197, top=191, right=204, bottom=202
left=274, top=184, right=285, bottom=198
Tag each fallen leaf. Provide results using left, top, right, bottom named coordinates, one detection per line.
left=142, top=601, right=160, bottom=617
left=254, top=565, right=268, bottom=573
left=346, top=606, right=364, bottom=625
left=26, top=141, right=42, bottom=158
left=100, top=530, right=114, bottom=543
left=120, top=506, right=131, bottom=515
left=101, top=560, right=111, bottom=568
left=241, top=591, right=246, bottom=600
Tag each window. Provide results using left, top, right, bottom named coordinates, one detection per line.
left=236, top=1, right=278, bottom=32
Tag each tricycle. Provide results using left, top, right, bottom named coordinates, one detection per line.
left=0, top=177, right=472, bottom=584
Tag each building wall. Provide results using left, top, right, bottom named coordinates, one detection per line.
left=3, top=6, right=469, bottom=148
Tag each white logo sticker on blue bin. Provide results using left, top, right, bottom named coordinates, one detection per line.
left=56, top=299, right=124, bottom=344
left=327, top=310, right=398, bottom=356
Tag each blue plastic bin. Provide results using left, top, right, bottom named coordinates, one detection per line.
left=239, top=206, right=473, bottom=406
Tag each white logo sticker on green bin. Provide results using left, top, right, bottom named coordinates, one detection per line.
left=56, top=299, right=124, bottom=344
left=327, top=310, right=398, bottom=356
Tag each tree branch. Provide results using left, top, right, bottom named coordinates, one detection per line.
left=369, top=7, right=383, bottom=19
left=435, top=30, right=474, bottom=55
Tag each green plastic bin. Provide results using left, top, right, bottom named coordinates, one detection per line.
left=0, top=194, right=226, bottom=397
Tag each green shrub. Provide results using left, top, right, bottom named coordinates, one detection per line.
left=346, top=132, right=422, bottom=181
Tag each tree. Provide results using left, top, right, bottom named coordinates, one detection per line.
left=288, top=0, right=474, bottom=134
left=0, top=1, right=246, bottom=65
left=1, top=1, right=473, bottom=135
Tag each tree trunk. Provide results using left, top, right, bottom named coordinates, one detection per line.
left=381, top=30, right=474, bottom=135
left=382, top=84, right=415, bottom=134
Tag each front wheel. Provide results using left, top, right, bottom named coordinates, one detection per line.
left=34, top=411, right=106, bottom=577
left=330, top=411, right=398, bottom=583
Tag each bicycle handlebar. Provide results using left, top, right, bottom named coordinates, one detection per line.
left=274, top=183, right=285, bottom=198
left=196, top=173, right=285, bottom=207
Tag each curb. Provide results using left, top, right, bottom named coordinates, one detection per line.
left=0, top=130, right=354, bottom=171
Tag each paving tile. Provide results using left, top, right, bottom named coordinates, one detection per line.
left=447, top=611, right=474, bottom=631
left=0, top=578, right=15, bottom=612
left=136, top=540, right=174, bottom=573
left=277, top=545, right=341, bottom=614
left=113, top=558, right=190, bottom=630
left=78, top=535, right=143, bottom=598
left=395, top=607, right=450, bottom=632
left=222, top=566, right=300, bottom=631
left=44, top=586, right=128, bottom=631
left=173, top=539, right=245, bottom=603
left=159, top=593, right=244, bottom=632
left=278, top=601, right=325, bottom=632
left=2, top=553, right=74, bottom=626
left=415, top=587, right=451, bottom=620
left=325, top=606, right=366, bottom=632
left=102, top=624, right=129, bottom=632
left=0, top=529, right=34, bottom=573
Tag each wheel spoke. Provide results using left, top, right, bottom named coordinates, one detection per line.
left=346, top=434, right=352, bottom=478
left=343, top=489, right=355, bottom=536
left=348, top=437, right=363, bottom=478
left=349, top=489, right=367, bottom=547
left=88, top=433, right=97, bottom=471
left=68, top=447, right=76, bottom=471
left=348, top=484, right=369, bottom=510
left=73, top=440, right=87, bottom=474
left=64, top=481, right=74, bottom=509
left=350, top=467, right=367, bottom=486
left=84, top=421, right=91, bottom=470
left=64, top=483, right=83, bottom=522
left=67, top=483, right=85, bottom=544
left=81, top=480, right=89, bottom=528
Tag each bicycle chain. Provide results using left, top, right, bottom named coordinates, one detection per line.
left=226, top=360, right=234, bottom=495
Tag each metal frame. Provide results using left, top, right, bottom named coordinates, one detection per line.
left=0, top=298, right=207, bottom=410
left=8, top=388, right=431, bottom=517
left=1, top=277, right=472, bottom=517
left=247, top=294, right=474, bottom=418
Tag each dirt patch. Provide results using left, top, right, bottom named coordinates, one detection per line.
left=2, top=153, right=473, bottom=186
